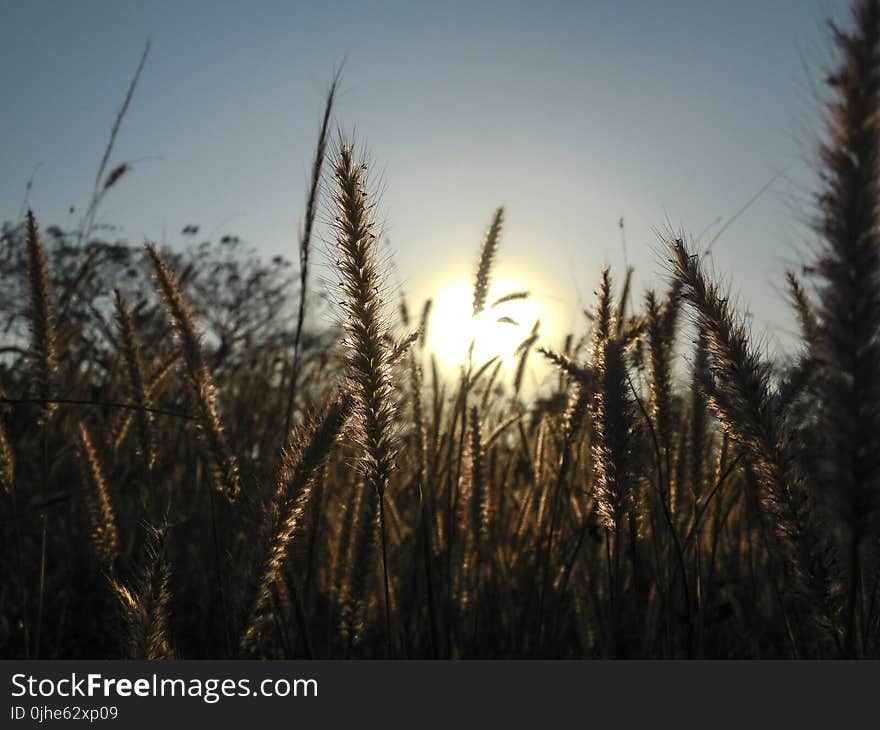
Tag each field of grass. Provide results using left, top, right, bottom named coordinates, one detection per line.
left=2, top=0, right=880, bottom=659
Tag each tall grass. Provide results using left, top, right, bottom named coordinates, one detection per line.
left=2, top=0, right=880, bottom=660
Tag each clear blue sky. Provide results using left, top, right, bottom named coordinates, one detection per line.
left=1, top=0, right=852, bottom=362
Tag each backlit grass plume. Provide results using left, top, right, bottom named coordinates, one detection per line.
left=111, top=525, right=173, bottom=660
left=25, top=210, right=57, bottom=425
left=455, top=406, right=490, bottom=617
left=114, top=289, right=157, bottom=472
left=465, top=406, right=490, bottom=550
left=786, top=271, right=818, bottom=347
left=539, top=347, right=595, bottom=440
left=75, top=422, right=119, bottom=570
left=331, top=142, right=398, bottom=500
left=331, top=140, right=399, bottom=653
left=472, top=208, right=504, bottom=317
left=145, top=243, right=241, bottom=502
left=590, top=270, right=640, bottom=531
left=811, top=0, right=880, bottom=654
left=593, top=268, right=615, bottom=350
left=109, top=349, right=178, bottom=455
left=645, top=283, right=680, bottom=506
left=669, top=237, right=841, bottom=644
left=240, top=391, right=352, bottom=655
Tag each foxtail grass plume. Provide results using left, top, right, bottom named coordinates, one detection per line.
left=240, top=391, right=352, bottom=655
left=25, top=210, right=57, bottom=425
left=466, top=406, right=490, bottom=547
left=472, top=208, right=504, bottom=318
left=786, top=271, right=818, bottom=347
left=669, top=236, right=841, bottom=640
left=111, top=525, right=173, bottom=659
left=331, top=142, right=398, bottom=500
left=590, top=269, right=640, bottom=531
left=109, top=349, right=178, bottom=455
left=145, top=244, right=241, bottom=502
left=75, top=422, right=119, bottom=570
left=114, top=289, right=157, bottom=472
left=810, top=0, right=880, bottom=653
left=539, top=346, right=595, bottom=440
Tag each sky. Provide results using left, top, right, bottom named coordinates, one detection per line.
left=0, top=0, right=853, bottom=377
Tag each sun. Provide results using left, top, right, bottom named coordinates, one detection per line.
left=427, top=277, right=542, bottom=373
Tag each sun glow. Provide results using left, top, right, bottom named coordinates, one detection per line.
left=427, top=277, right=543, bottom=373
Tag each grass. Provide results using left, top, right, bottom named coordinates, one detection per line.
left=1, top=0, right=880, bottom=660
